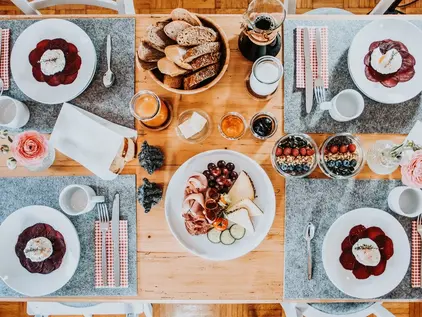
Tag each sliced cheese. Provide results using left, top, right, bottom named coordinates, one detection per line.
left=226, top=208, right=254, bottom=233
left=227, top=171, right=255, bottom=205
left=177, top=112, right=207, bottom=139
left=227, top=198, right=263, bottom=217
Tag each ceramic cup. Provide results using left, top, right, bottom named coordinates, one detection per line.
left=0, top=96, right=30, bottom=128
left=320, top=89, right=364, bottom=122
left=59, top=185, right=104, bottom=216
left=388, top=186, right=422, bottom=217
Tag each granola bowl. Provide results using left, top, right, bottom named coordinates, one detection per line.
left=271, top=133, right=319, bottom=178
left=319, top=133, right=366, bottom=179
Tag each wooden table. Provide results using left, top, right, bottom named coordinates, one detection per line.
left=0, top=14, right=415, bottom=303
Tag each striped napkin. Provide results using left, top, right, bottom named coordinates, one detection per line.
left=94, top=220, right=128, bottom=288
left=411, top=221, right=421, bottom=288
left=0, top=29, right=10, bottom=91
left=295, top=27, right=329, bottom=89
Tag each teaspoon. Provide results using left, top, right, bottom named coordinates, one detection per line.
left=103, top=34, right=115, bottom=88
left=305, top=222, right=315, bottom=280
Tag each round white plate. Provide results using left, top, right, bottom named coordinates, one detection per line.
left=322, top=208, right=410, bottom=299
left=0, top=205, right=80, bottom=296
left=165, top=150, right=276, bottom=261
left=348, top=19, right=422, bottom=104
left=11, top=19, right=96, bottom=105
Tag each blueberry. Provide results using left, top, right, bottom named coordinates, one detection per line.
left=281, top=164, right=288, bottom=171
left=335, top=160, right=342, bottom=168
left=303, top=165, right=310, bottom=172
left=295, top=164, right=303, bottom=172
left=343, top=160, right=350, bottom=167
left=287, top=165, right=294, bottom=172
left=350, top=159, right=357, bottom=167
left=327, top=160, right=335, bottom=168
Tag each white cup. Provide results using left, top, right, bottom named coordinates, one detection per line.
left=59, top=185, right=104, bottom=216
left=387, top=186, right=422, bottom=217
left=0, top=96, right=30, bottom=128
left=320, top=89, right=364, bottom=122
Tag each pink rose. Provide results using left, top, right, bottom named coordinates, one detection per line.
left=401, top=150, right=422, bottom=188
left=11, top=131, right=49, bottom=166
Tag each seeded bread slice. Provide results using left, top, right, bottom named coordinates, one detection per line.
left=146, top=24, right=175, bottom=52
left=183, top=63, right=220, bottom=90
left=176, top=26, right=218, bottom=46
left=190, top=52, right=222, bottom=71
left=163, top=74, right=183, bottom=89
left=183, top=42, right=221, bottom=63
left=171, top=8, right=202, bottom=26
left=164, top=21, right=192, bottom=41
left=137, top=40, right=165, bottom=62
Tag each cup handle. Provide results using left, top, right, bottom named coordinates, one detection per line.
left=320, top=101, right=332, bottom=111
left=91, top=196, right=105, bottom=204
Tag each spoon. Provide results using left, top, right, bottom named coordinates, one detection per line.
left=304, top=222, right=315, bottom=280
left=103, top=34, right=115, bottom=88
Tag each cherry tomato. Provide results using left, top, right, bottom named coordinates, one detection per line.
left=213, top=218, right=228, bottom=231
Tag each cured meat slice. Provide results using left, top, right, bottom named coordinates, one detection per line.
left=372, top=258, right=386, bottom=276
left=381, top=76, right=399, bottom=88
left=32, top=67, right=45, bottom=82
left=352, top=262, right=371, bottom=279
left=29, top=48, right=43, bottom=67
left=365, top=226, right=385, bottom=241
left=64, top=72, right=78, bottom=85
left=364, top=52, right=371, bottom=67
left=365, top=66, right=379, bottom=82
left=369, top=41, right=382, bottom=52
left=36, top=39, right=51, bottom=51
left=341, top=236, right=353, bottom=251
left=339, top=250, right=356, bottom=270
left=397, top=68, right=415, bottom=82
left=349, top=225, right=366, bottom=238
left=49, top=38, right=69, bottom=52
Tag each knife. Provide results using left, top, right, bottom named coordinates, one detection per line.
left=112, top=193, right=120, bottom=287
left=303, top=27, right=313, bottom=114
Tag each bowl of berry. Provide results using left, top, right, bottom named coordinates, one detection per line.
left=319, top=133, right=365, bottom=179
left=272, top=134, right=318, bottom=178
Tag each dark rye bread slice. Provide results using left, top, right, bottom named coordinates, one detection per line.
left=176, top=26, right=218, bottom=46
left=164, top=74, right=183, bottom=89
left=138, top=40, right=165, bottom=62
left=190, top=52, right=221, bottom=71
left=170, top=8, right=202, bottom=26
left=183, top=42, right=220, bottom=63
left=146, top=24, right=175, bottom=52
left=183, top=63, right=220, bottom=90
left=164, top=21, right=192, bottom=41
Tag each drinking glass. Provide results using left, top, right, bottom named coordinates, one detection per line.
left=249, top=55, right=283, bottom=96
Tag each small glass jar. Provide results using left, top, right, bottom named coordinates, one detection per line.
left=129, top=90, right=172, bottom=130
left=25, top=143, right=55, bottom=172
left=176, top=109, right=211, bottom=144
left=218, top=112, right=247, bottom=140
left=366, top=140, right=401, bottom=175
left=250, top=112, right=278, bottom=140
left=249, top=56, right=283, bottom=97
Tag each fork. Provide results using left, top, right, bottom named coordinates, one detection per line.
left=98, top=203, right=109, bottom=286
left=314, top=28, right=326, bottom=106
left=417, top=214, right=422, bottom=285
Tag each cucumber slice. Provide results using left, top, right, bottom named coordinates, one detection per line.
left=207, top=228, right=221, bottom=244
left=230, top=224, right=246, bottom=240
left=221, top=229, right=235, bottom=245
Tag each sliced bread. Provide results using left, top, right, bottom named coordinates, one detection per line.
left=138, top=40, right=165, bottom=62
left=171, top=8, right=202, bottom=26
left=138, top=59, right=157, bottom=71
left=146, top=24, right=175, bottom=52
left=164, top=21, right=192, bottom=41
left=163, top=74, right=183, bottom=89
left=165, top=45, right=192, bottom=70
left=190, top=52, right=221, bottom=71
left=177, top=26, right=218, bottom=46
left=183, top=63, right=220, bottom=90
left=183, top=42, right=221, bottom=63
left=158, top=57, right=189, bottom=77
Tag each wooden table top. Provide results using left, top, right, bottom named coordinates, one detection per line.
left=0, top=13, right=420, bottom=303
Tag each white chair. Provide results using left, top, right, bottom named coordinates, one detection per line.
left=11, top=0, right=135, bottom=15
left=27, top=301, right=153, bottom=317
left=281, top=302, right=395, bottom=317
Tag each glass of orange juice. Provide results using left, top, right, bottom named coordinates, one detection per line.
left=129, top=90, right=172, bottom=130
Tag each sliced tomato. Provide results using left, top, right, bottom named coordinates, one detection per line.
left=339, top=250, right=356, bottom=270
left=32, top=67, right=45, bottom=82
left=341, top=236, right=353, bottom=251
left=212, top=218, right=228, bottom=231
left=36, top=39, right=51, bottom=51
left=372, top=258, right=386, bottom=276
left=365, top=226, right=385, bottom=241
left=352, top=262, right=371, bottom=280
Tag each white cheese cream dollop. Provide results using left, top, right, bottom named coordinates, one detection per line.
left=352, top=238, right=381, bottom=267
left=370, top=48, right=402, bottom=75
left=24, top=237, right=53, bottom=262
left=39, top=49, right=66, bottom=76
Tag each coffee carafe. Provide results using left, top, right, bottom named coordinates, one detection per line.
left=238, top=0, right=286, bottom=62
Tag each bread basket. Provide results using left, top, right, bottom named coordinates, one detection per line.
left=139, top=15, right=230, bottom=95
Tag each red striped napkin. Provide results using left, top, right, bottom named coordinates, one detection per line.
left=94, top=220, right=128, bottom=288
left=1, top=29, right=10, bottom=91
left=295, top=27, right=329, bottom=89
left=411, top=221, right=421, bottom=288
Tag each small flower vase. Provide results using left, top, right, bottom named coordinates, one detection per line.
left=367, top=140, right=401, bottom=175
left=24, top=141, right=55, bottom=172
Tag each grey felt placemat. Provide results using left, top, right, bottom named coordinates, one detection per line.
left=284, top=178, right=422, bottom=300
left=0, top=175, right=137, bottom=297
left=0, top=18, right=135, bottom=133
left=284, top=19, right=422, bottom=134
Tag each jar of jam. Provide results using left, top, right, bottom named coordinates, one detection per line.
left=218, top=112, right=247, bottom=140
left=250, top=112, right=278, bottom=140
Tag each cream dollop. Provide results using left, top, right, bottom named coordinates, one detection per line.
left=40, top=49, right=66, bottom=76
left=352, top=238, right=381, bottom=267
left=370, top=48, right=402, bottom=75
left=24, top=237, right=53, bottom=262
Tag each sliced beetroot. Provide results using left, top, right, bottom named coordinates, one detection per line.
left=352, top=262, right=372, bottom=279
left=365, top=66, right=380, bottom=82
left=63, top=55, right=82, bottom=75
left=29, top=223, right=46, bottom=237
left=401, top=53, right=416, bottom=69
left=341, top=236, right=353, bottom=251
left=63, top=72, right=78, bottom=85
left=397, top=68, right=415, bottom=82
left=29, top=48, right=43, bottom=67
left=44, top=223, right=55, bottom=240
left=372, top=258, right=387, bottom=276
left=68, top=43, right=78, bottom=54
left=53, top=257, right=64, bottom=270
left=375, top=235, right=394, bottom=260
left=339, top=250, right=356, bottom=270
left=349, top=225, right=366, bottom=238
left=65, top=52, right=78, bottom=65
left=49, top=38, right=69, bottom=52
left=365, top=226, right=385, bottom=241
left=369, top=41, right=381, bottom=52
left=364, top=52, right=371, bottom=67
left=24, top=258, right=44, bottom=274
left=32, top=67, right=45, bottom=82
left=46, top=74, right=64, bottom=86
left=36, top=39, right=51, bottom=51
left=381, top=76, right=399, bottom=88
left=41, top=259, right=55, bottom=274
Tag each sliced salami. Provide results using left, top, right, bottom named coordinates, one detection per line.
left=381, top=76, right=399, bottom=88
left=397, top=68, right=415, bottom=82
left=365, top=66, right=379, bottom=82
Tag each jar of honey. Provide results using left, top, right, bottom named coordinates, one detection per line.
left=129, top=90, right=172, bottom=130
left=218, top=112, right=247, bottom=140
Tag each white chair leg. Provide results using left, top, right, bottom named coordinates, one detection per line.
left=369, top=0, right=396, bottom=14
left=143, top=303, right=153, bottom=317
left=281, top=303, right=305, bottom=317
left=371, top=303, right=395, bottom=317
left=117, top=0, right=135, bottom=14
left=11, top=0, right=40, bottom=14
left=285, top=0, right=297, bottom=14
left=82, top=314, right=93, bottom=317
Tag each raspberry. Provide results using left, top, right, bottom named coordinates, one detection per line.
left=330, top=145, right=339, bottom=154
left=283, top=147, right=292, bottom=156
left=292, top=148, right=299, bottom=157
left=340, top=145, right=348, bottom=153
left=348, top=144, right=357, bottom=153
left=306, top=149, right=315, bottom=156
left=299, top=148, right=307, bottom=156
left=275, top=148, right=283, bottom=156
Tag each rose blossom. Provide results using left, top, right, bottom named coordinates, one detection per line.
left=401, top=150, right=422, bottom=188
left=11, top=131, right=49, bottom=166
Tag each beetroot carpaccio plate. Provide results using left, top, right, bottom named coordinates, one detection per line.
left=339, top=224, right=394, bottom=280
left=364, top=39, right=416, bottom=88
left=29, top=38, right=81, bottom=87
left=15, top=223, right=66, bottom=274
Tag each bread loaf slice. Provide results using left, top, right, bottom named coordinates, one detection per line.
left=183, top=63, right=220, bottom=90
left=171, top=8, right=202, bottom=26
left=183, top=42, right=221, bottom=63
left=146, top=24, right=175, bottom=52
left=190, top=52, right=221, bottom=71
left=164, top=74, right=183, bottom=89
left=138, top=40, right=165, bottom=62
left=164, top=21, right=192, bottom=41
left=177, top=26, right=218, bottom=46
left=138, top=59, right=157, bottom=71
left=165, top=45, right=192, bottom=70
left=158, top=57, right=189, bottom=77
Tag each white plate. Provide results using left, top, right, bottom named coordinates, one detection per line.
left=11, top=19, right=96, bottom=105
left=322, top=208, right=410, bottom=299
left=0, top=205, right=80, bottom=296
left=348, top=19, right=422, bottom=104
left=165, top=150, right=276, bottom=261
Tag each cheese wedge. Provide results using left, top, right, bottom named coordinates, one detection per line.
left=228, top=171, right=255, bottom=205
left=226, top=208, right=254, bottom=233
left=227, top=198, right=263, bottom=217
